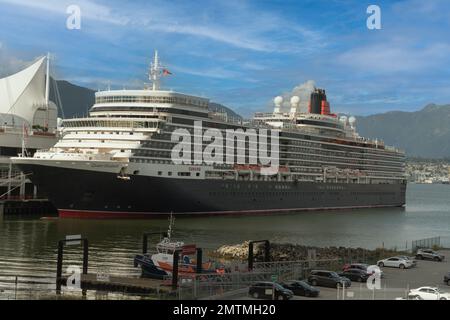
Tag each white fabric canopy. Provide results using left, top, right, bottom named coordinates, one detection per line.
left=0, top=56, right=46, bottom=125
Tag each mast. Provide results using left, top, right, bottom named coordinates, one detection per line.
left=45, top=53, right=50, bottom=106
left=45, top=53, right=50, bottom=130
left=149, top=50, right=161, bottom=91
left=167, top=212, right=174, bottom=240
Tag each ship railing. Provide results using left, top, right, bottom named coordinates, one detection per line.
left=253, top=112, right=276, bottom=118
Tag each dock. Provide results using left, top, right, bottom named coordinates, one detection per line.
left=0, top=198, right=57, bottom=217
left=58, top=273, right=173, bottom=296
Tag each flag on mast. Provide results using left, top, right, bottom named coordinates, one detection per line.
left=162, top=68, right=172, bottom=76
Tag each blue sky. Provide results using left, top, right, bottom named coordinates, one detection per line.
left=1, top=0, right=450, bottom=117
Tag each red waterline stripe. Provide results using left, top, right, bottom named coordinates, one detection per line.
left=58, top=204, right=404, bottom=219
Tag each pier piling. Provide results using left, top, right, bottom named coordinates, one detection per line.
left=56, top=237, right=89, bottom=292
left=196, top=248, right=202, bottom=274
left=172, top=249, right=181, bottom=290
left=248, top=240, right=270, bottom=270
left=142, top=231, right=168, bottom=254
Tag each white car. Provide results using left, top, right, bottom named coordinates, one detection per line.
left=377, top=257, right=413, bottom=269
left=408, top=287, right=450, bottom=300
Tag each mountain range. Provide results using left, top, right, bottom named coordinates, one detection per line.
left=355, top=104, right=450, bottom=158
left=50, top=80, right=450, bottom=158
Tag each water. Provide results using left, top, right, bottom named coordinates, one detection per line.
left=0, top=183, right=449, bottom=299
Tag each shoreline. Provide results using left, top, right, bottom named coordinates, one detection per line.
left=211, top=241, right=413, bottom=265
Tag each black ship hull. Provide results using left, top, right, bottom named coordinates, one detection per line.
left=18, top=163, right=406, bottom=218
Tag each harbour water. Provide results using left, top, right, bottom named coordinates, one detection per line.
left=0, top=183, right=449, bottom=299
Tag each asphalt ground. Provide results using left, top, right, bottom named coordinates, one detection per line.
left=235, top=250, right=450, bottom=300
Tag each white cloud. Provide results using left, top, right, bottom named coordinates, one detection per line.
left=0, top=45, right=39, bottom=77
left=337, top=42, right=450, bottom=74
left=170, top=64, right=243, bottom=80
left=0, top=0, right=326, bottom=53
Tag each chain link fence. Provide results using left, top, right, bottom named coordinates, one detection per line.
left=411, top=237, right=441, bottom=252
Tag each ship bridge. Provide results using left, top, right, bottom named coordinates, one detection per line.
left=90, top=89, right=210, bottom=120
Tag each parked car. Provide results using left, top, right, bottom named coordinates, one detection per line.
left=342, top=263, right=384, bottom=277
left=248, top=281, right=293, bottom=300
left=444, top=272, right=450, bottom=286
left=415, top=249, right=445, bottom=262
left=377, top=257, right=413, bottom=269
left=396, top=256, right=417, bottom=267
left=339, top=268, right=370, bottom=282
left=279, top=280, right=320, bottom=297
left=307, top=270, right=351, bottom=288
left=408, top=286, right=450, bottom=300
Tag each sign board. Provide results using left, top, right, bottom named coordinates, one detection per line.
left=265, top=289, right=273, bottom=295
left=65, top=234, right=81, bottom=246
left=271, top=275, right=278, bottom=282
left=96, top=267, right=110, bottom=282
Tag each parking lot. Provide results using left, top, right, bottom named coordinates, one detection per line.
left=235, top=250, right=450, bottom=300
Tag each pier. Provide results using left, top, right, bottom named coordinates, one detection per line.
left=58, top=274, right=172, bottom=296
left=0, top=198, right=56, bottom=217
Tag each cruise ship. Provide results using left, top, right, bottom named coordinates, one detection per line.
left=12, top=51, right=406, bottom=218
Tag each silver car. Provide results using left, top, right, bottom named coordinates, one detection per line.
left=416, top=249, right=445, bottom=262
left=377, top=257, right=414, bottom=269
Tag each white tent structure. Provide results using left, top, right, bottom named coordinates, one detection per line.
left=0, top=55, right=58, bottom=151
left=0, top=55, right=59, bottom=200
left=0, top=56, right=57, bottom=131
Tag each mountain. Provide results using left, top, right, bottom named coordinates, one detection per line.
left=208, top=102, right=242, bottom=120
left=49, top=80, right=95, bottom=118
left=355, top=104, right=450, bottom=158
left=51, top=80, right=450, bottom=158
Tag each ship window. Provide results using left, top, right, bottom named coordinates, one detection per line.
left=168, top=172, right=172, bottom=176
left=178, top=172, right=191, bottom=177
left=196, top=172, right=200, bottom=177
left=158, top=171, right=162, bottom=175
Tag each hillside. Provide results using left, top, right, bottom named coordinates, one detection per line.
left=356, top=104, right=450, bottom=158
